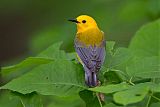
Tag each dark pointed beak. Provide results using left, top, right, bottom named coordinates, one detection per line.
left=68, top=19, right=80, bottom=23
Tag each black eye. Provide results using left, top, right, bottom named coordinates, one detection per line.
left=82, top=20, right=86, bottom=23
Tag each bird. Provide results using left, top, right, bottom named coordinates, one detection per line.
left=68, top=15, right=106, bottom=87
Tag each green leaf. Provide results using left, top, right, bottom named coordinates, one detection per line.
left=38, top=41, right=76, bottom=61
left=104, top=48, right=133, bottom=81
left=0, top=92, right=22, bottom=107
left=1, top=60, right=86, bottom=96
left=129, top=19, right=160, bottom=57
left=66, top=52, right=77, bottom=61
left=150, top=102, right=160, bottom=107
left=104, top=70, right=122, bottom=84
left=89, top=82, right=131, bottom=94
left=103, top=103, right=121, bottom=107
left=89, top=82, right=159, bottom=105
left=46, top=95, right=85, bottom=107
left=147, top=82, right=160, bottom=93
left=79, top=90, right=102, bottom=107
left=20, top=93, right=43, bottom=107
left=126, top=56, right=160, bottom=78
left=113, top=83, right=149, bottom=105
left=1, top=57, right=52, bottom=76
left=1, top=42, right=75, bottom=78
left=107, top=48, right=133, bottom=69
left=38, top=42, right=66, bottom=59
left=106, top=41, right=115, bottom=54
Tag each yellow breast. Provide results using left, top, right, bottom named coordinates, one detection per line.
left=76, top=27, right=104, bottom=46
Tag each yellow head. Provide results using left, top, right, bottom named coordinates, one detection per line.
left=68, top=15, right=99, bottom=33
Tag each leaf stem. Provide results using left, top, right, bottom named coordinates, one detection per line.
left=20, top=98, right=25, bottom=107
left=128, top=77, right=135, bottom=86
left=146, top=78, right=155, bottom=107
left=109, top=69, right=128, bottom=77
left=146, top=94, right=152, bottom=107
left=150, top=95, right=160, bottom=101
left=96, top=93, right=103, bottom=107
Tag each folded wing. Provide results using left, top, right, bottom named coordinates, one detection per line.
left=74, top=39, right=106, bottom=87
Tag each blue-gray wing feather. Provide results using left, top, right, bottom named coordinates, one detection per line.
left=74, top=40, right=106, bottom=72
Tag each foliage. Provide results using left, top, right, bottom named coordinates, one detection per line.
left=0, top=18, right=159, bottom=107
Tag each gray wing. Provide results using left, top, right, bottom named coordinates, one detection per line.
left=74, top=40, right=106, bottom=73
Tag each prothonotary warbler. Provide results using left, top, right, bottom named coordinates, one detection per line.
left=69, top=15, right=106, bottom=87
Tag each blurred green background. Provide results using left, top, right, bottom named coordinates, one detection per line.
left=0, top=0, right=159, bottom=65
left=0, top=0, right=159, bottom=107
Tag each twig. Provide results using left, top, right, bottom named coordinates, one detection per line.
left=96, top=92, right=103, bottom=107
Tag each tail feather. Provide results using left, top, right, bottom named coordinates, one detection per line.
left=84, top=66, right=97, bottom=87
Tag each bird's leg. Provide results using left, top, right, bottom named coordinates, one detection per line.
left=98, top=92, right=105, bottom=102
left=97, top=80, right=105, bottom=102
